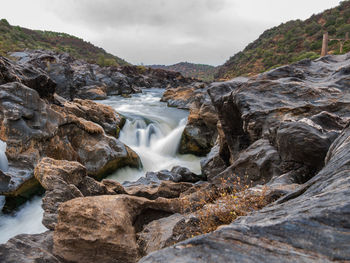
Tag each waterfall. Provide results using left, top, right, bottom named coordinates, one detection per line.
left=0, top=140, right=9, bottom=173
left=104, top=89, right=202, bottom=182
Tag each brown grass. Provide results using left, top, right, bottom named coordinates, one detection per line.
left=181, top=177, right=269, bottom=235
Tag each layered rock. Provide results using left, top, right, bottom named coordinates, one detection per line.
left=11, top=50, right=195, bottom=100
left=206, top=55, right=350, bottom=184
left=139, top=118, right=350, bottom=263
left=0, top=80, right=139, bottom=202
left=0, top=231, right=60, bottom=263
left=162, top=82, right=218, bottom=155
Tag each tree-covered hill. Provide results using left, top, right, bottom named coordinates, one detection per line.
left=0, top=19, right=129, bottom=67
left=148, top=62, right=217, bottom=82
left=216, top=0, right=350, bottom=80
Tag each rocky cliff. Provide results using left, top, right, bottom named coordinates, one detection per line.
left=1, top=52, right=350, bottom=263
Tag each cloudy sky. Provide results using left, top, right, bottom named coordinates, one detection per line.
left=0, top=0, right=341, bottom=65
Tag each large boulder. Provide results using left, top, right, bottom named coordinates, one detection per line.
left=53, top=195, right=181, bottom=263
left=34, top=158, right=110, bottom=230
left=207, top=54, right=350, bottom=182
left=139, top=115, right=350, bottom=263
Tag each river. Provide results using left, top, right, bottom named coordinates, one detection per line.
left=0, top=88, right=201, bottom=244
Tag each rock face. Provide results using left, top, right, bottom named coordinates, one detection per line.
left=11, top=50, right=195, bottom=100
left=139, top=54, right=350, bottom=262
left=0, top=57, right=140, bottom=201
left=53, top=194, right=180, bottom=263
left=139, top=122, right=350, bottom=263
left=0, top=231, right=60, bottom=263
left=162, top=83, right=218, bottom=156
left=206, top=55, right=350, bottom=183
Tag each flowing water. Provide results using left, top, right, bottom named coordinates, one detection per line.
left=100, top=88, right=201, bottom=182
left=0, top=88, right=201, bottom=244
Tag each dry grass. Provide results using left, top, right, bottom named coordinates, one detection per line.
left=182, top=177, right=269, bottom=235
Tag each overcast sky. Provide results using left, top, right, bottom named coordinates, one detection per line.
left=0, top=0, right=342, bottom=65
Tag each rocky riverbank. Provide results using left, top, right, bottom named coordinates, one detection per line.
left=1, top=52, right=350, bottom=262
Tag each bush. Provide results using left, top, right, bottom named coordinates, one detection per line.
left=181, top=177, right=269, bottom=235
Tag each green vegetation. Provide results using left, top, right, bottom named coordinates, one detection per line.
left=0, top=19, right=129, bottom=67
left=149, top=62, right=217, bottom=82
left=216, top=0, right=350, bottom=80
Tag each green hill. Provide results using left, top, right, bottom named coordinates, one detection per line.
left=0, top=18, right=129, bottom=67
left=216, top=0, right=350, bottom=80
left=148, top=62, right=217, bottom=82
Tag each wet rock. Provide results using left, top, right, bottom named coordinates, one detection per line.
left=0, top=55, right=56, bottom=100
left=210, top=139, right=281, bottom=186
left=0, top=82, right=139, bottom=201
left=54, top=95, right=125, bottom=137
left=53, top=195, right=180, bottom=263
left=139, top=118, right=350, bottom=263
left=11, top=50, right=195, bottom=100
left=0, top=231, right=61, bottom=263
left=208, top=54, right=350, bottom=181
left=276, top=121, right=337, bottom=173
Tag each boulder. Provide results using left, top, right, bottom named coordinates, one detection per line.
left=53, top=195, right=181, bottom=263
left=0, top=231, right=60, bottom=263
left=208, top=54, right=350, bottom=182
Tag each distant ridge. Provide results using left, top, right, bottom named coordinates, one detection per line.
left=0, top=18, right=129, bottom=67
left=148, top=62, right=217, bottom=82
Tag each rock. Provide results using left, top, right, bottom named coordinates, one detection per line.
left=75, top=85, right=107, bottom=100
left=53, top=195, right=181, bottom=263
left=0, top=81, right=139, bottom=202
left=137, top=213, right=199, bottom=256
left=210, top=139, right=281, bottom=186
left=200, top=143, right=228, bottom=180
left=208, top=54, right=350, bottom=182
left=0, top=231, right=61, bottom=263
left=0, top=55, right=56, bottom=100
left=139, top=117, right=350, bottom=263
left=276, top=121, right=337, bottom=173
left=54, top=95, right=125, bottom=137
left=34, top=158, right=108, bottom=230
left=11, top=50, right=196, bottom=100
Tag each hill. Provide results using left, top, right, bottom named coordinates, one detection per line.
left=0, top=18, right=129, bottom=67
left=216, top=0, right=350, bottom=80
left=148, top=62, right=217, bottom=82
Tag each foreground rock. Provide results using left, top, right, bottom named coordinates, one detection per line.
left=34, top=158, right=112, bottom=230
left=0, top=232, right=60, bottom=263
left=53, top=195, right=181, bottom=263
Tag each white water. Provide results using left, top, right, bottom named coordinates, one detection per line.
left=100, top=89, right=201, bottom=183
left=0, top=88, right=201, bottom=244
left=0, top=197, right=46, bottom=243
left=0, top=140, right=9, bottom=172
left=0, top=141, right=46, bottom=244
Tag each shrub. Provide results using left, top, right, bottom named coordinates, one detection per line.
left=181, top=177, right=269, bottom=235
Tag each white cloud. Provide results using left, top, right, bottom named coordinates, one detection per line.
left=0, top=0, right=342, bottom=65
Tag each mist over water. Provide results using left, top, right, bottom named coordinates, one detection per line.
left=100, top=89, right=202, bottom=183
